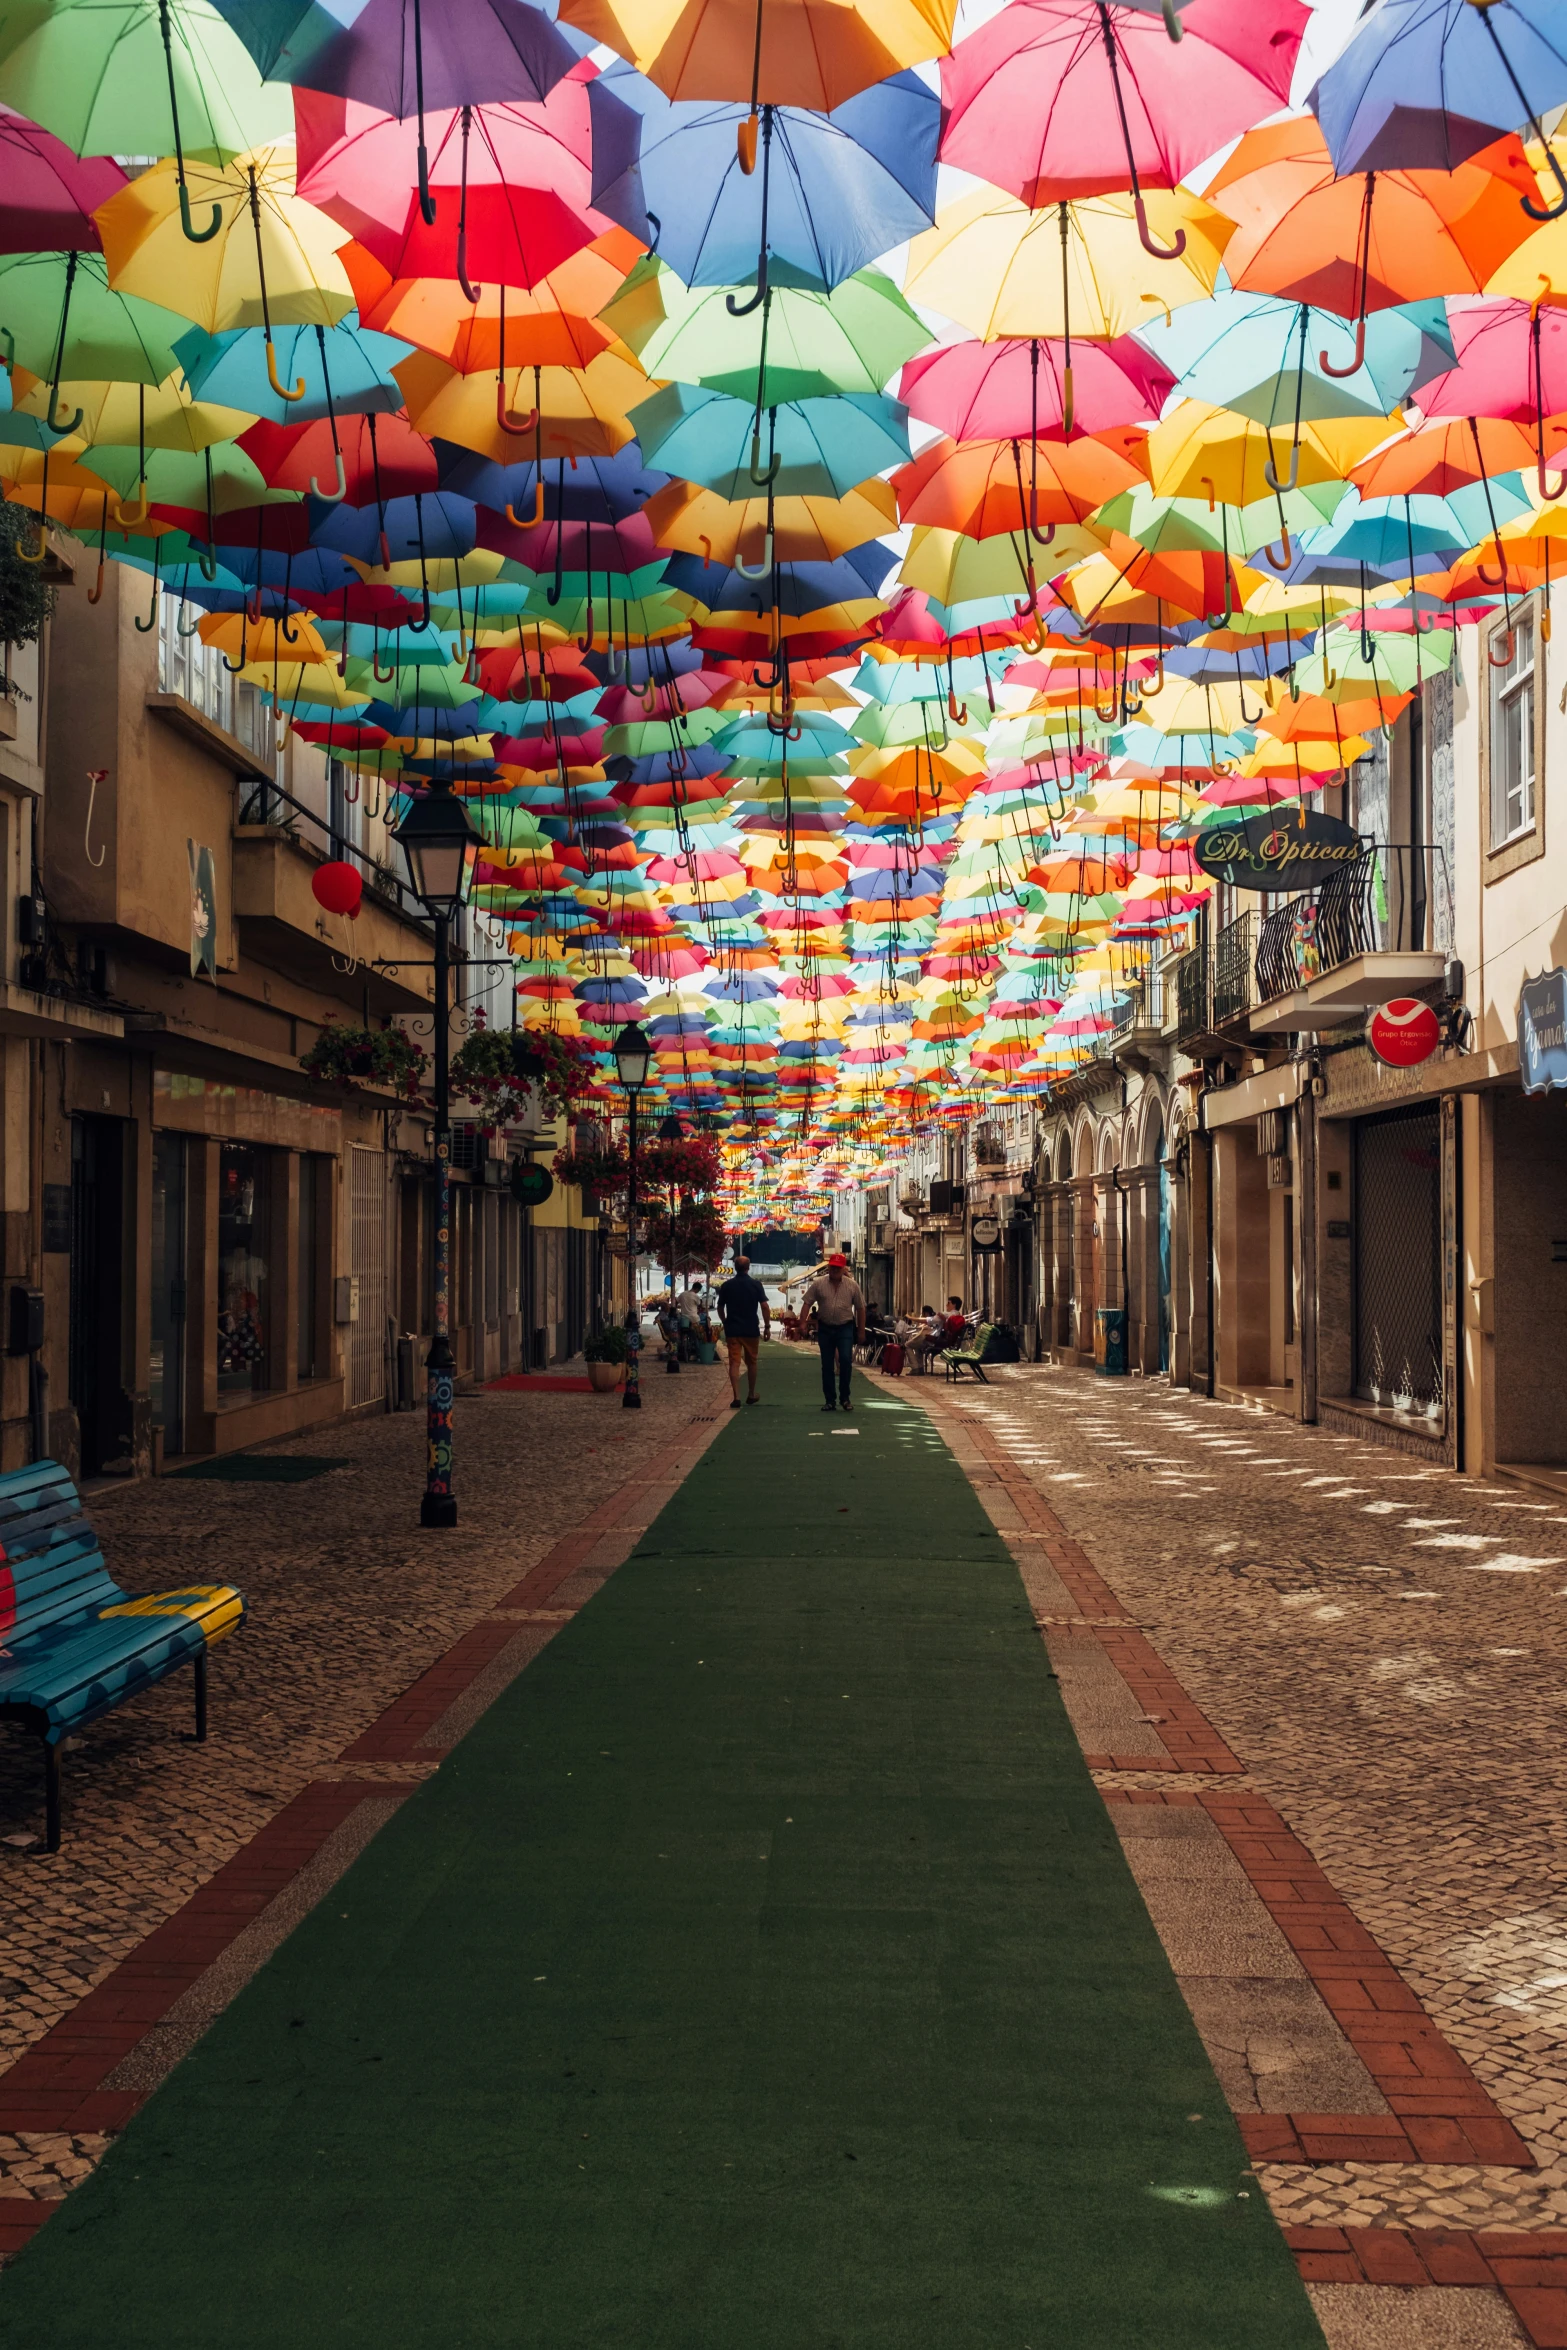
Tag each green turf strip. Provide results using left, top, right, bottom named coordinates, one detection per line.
left=6, top=1351, right=1325, bottom=2348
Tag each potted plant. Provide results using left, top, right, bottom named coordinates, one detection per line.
left=638, top=1133, right=722, bottom=1194
left=301, top=1023, right=426, bottom=1098
left=451, top=1025, right=535, bottom=1128
left=582, top=1321, right=628, bottom=1391
left=509, top=1028, right=597, bottom=1117
left=553, top=1135, right=629, bottom=1200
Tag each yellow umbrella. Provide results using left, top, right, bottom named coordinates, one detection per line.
left=393, top=346, right=648, bottom=462
left=644, top=476, right=896, bottom=566
left=1145, top=402, right=1396, bottom=507
left=199, top=610, right=327, bottom=663
left=904, top=186, right=1231, bottom=343
left=899, top=522, right=1108, bottom=606
left=558, top=0, right=957, bottom=111
left=96, top=148, right=355, bottom=356
left=13, top=370, right=252, bottom=454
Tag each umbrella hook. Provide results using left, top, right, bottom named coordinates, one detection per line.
left=456, top=106, right=481, bottom=303
left=86, top=498, right=110, bottom=603
left=606, top=595, right=626, bottom=681
left=975, top=620, right=996, bottom=713
left=336, top=582, right=351, bottom=679
left=413, top=0, right=437, bottom=225
left=1531, top=310, right=1567, bottom=498
left=220, top=609, right=248, bottom=675
left=366, top=410, right=392, bottom=571
left=738, top=0, right=766, bottom=170
left=728, top=107, right=773, bottom=318
left=505, top=375, right=547, bottom=526
left=1235, top=651, right=1261, bottom=726
left=734, top=489, right=774, bottom=581
left=546, top=459, right=567, bottom=602
left=279, top=549, right=298, bottom=644
left=309, top=326, right=347, bottom=502
left=43, top=252, right=83, bottom=438
left=1490, top=626, right=1516, bottom=669
left=577, top=524, right=594, bottom=653
left=408, top=491, right=431, bottom=629
left=1471, top=2, right=1567, bottom=221
left=1263, top=525, right=1292, bottom=573
left=1095, top=3, right=1185, bottom=258
left=196, top=446, right=218, bottom=577
left=1321, top=178, right=1373, bottom=378
left=132, top=535, right=161, bottom=631
left=1469, top=417, right=1513, bottom=592
left=496, top=311, right=538, bottom=438
left=158, top=0, right=221, bottom=241
left=248, top=170, right=305, bottom=400
left=946, top=646, right=967, bottom=727
left=176, top=566, right=200, bottom=635
left=747, top=300, right=781, bottom=484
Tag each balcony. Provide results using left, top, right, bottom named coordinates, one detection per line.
left=1248, top=845, right=1450, bottom=1035
left=233, top=782, right=436, bottom=1010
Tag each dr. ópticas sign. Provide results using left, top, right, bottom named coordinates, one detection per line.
left=1193, top=813, right=1366, bottom=894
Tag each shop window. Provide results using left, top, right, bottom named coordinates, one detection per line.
left=1490, top=609, right=1536, bottom=847
left=218, top=1144, right=270, bottom=1394
left=1353, top=1107, right=1442, bottom=1421
left=150, top=1132, right=187, bottom=1452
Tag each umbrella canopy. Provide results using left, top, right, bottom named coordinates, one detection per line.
left=628, top=383, right=909, bottom=497
left=893, top=429, right=1149, bottom=536
left=903, top=185, right=1232, bottom=341
left=589, top=64, right=937, bottom=291
left=174, top=313, right=410, bottom=422
left=604, top=258, right=926, bottom=402
left=1310, top=0, right=1567, bottom=177
left=558, top=0, right=958, bottom=112
left=339, top=227, right=640, bottom=370
left=899, top=334, right=1173, bottom=441
left=940, top=0, right=1306, bottom=207
left=0, top=107, right=127, bottom=252
left=1133, top=287, right=1454, bottom=425
left=96, top=148, right=357, bottom=335
left=209, top=0, right=579, bottom=112
left=0, top=0, right=291, bottom=161
left=0, top=249, right=194, bottom=385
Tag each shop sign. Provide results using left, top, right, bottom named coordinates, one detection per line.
left=511, top=1161, right=554, bottom=1207
left=1192, top=811, right=1364, bottom=894
left=1367, top=998, right=1441, bottom=1069
left=1520, top=968, right=1567, bottom=1096
left=970, top=1213, right=1002, bottom=1252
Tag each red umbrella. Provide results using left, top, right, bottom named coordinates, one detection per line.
left=295, top=71, right=606, bottom=294
left=239, top=412, right=440, bottom=501
left=899, top=333, right=1173, bottom=440
left=940, top=0, right=1306, bottom=247
left=0, top=109, right=126, bottom=253
left=1414, top=295, right=1567, bottom=498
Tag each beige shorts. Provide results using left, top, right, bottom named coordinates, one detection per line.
left=726, top=1335, right=760, bottom=1372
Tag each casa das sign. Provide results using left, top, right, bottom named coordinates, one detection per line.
left=1193, top=812, right=1365, bottom=895
left=1520, top=969, right=1567, bottom=1096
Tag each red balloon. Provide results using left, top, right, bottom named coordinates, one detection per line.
left=312, top=860, right=363, bottom=918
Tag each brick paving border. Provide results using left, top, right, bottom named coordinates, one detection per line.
left=0, top=1405, right=729, bottom=2257
left=886, top=1373, right=1535, bottom=2176
left=1286, top=2227, right=1567, bottom=2346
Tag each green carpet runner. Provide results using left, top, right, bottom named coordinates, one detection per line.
left=5, top=1351, right=1325, bottom=2347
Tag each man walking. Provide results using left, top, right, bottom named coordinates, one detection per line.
left=716, top=1254, right=771, bottom=1409
left=801, top=1253, right=866, bottom=1412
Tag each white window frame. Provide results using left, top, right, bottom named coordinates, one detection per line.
left=1489, top=607, right=1536, bottom=848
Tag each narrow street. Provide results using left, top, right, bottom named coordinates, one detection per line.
left=5, top=1352, right=1567, bottom=2343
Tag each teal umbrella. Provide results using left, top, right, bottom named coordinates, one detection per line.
left=1135, top=289, right=1454, bottom=428
left=173, top=313, right=412, bottom=424
left=627, top=383, right=910, bottom=498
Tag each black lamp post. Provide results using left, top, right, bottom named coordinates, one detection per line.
left=393, top=779, right=486, bottom=1526
left=614, top=1019, right=652, bottom=1411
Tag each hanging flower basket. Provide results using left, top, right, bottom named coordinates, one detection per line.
left=301, top=1024, right=426, bottom=1098
left=553, top=1140, right=629, bottom=1197
left=505, top=1029, right=598, bottom=1118
left=638, top=1134, right=722, bottom=1194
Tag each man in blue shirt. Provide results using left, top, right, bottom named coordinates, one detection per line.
left=716, top=1255, right=772, bottom=1409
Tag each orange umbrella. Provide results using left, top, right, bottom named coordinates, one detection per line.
left=559, top=0, right=956, bottom=111
left=1055, top=533, right=1263, bottom=627
left=892, top=429, right=1147, bottom=538
left=1207, top=119, right=1538, bottom=368
left=1349, top=412, right=1567, bottom=499
left=393, top=344, right=647, bottom=460
left=339, top=231, right=642, bottom=372
left=644, top=476, right=896, bottom=565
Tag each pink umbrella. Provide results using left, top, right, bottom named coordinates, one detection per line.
left=900, top=334, right=1174, bottom=440
left=295, top=67, right=604, bottom=294
left=0, top=109, right=126, bottom=254
left=1415, top=295, right=1567, bottom=497
left=940, top=0, right=1307, bottom=253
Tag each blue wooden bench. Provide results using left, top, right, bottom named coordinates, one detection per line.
left=0, top=1461, right=245, bottom=1851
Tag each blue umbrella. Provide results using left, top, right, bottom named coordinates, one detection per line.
left=627, top=383, right=909, bottom=499
left=435, top=438, right=669, bottom=518
left=174, top=314, right=411, bottom=423
left=1310, top=0, right=1567, bottom=204
left=664, top=544, right=896, bottom=614
left=1135, top=287, right=1454, bottom=427
left=589, top=64, right=937, bottom=297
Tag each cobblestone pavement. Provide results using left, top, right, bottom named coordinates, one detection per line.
left=0, top=1361, right=729, bottom=2204
left=931, top=1364, right=1567, bottom=2236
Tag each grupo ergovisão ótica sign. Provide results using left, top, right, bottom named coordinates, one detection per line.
left=1193, top=813, right=1365, bottom=894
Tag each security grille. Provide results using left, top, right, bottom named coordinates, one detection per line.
left=1353, top=1106, right=1442, bottom=1419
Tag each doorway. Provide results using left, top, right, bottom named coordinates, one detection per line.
left=69, top=1115, right=127, bottom=1476
left=150, top=1131, right=187, bottom=1456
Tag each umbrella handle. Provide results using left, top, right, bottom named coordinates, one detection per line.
left=1476, top=551, right=1507, bottom=587
left=220, top=626, right=248, bottom=675
left=496, top=383, right=537, bottom=436
left=1488, top=628, right=1515, bottom=669
left=177, top=599, right=201, bottom=637
left=1160, top=0, right=1182, bottom=35
left=737, top=113, right=758, bottom=174
left=418, top=141, right=437, bottom=228
left=505, top=483, right=546, bottom=529
left=279, top=608, right=299, bottom=646
left=948, top=691, right=967, bottom=724
left=132, top=570, right=160, bottom=630
left=14, top=512, right=45, bottom=565
left=748, top=425, right=780, bottom=487
left=177, top=178, right=222, bottom=244
left=378, top=531, right=391, bottom=569
left=115, top=483, right=150, bottom=528
left=1319, top=315, right=1366, bottom=380
left=1263, top=527, right=1292, bottom=573
left=311, top=450, right=347, bottom=503
left=1132, top=197, right=1184, bottom=262
left=266, top=339, right=306, bottom=402
left=87, top=558, right=106, bottom=603
left=727, top=272, right=767, bottom=320
left=1540, top=452, right=1566, bottom=500
left=457, top=231, right=481, bottom=306
left=197, top=537, right=217, bottom=580
left=1523, top=142, right=1567, bottom=224
left=46, top=390, right=83, bottom=437
left=1263, top=442, right=1299, bottom=492
left=735, top=528, right=773, bottom=580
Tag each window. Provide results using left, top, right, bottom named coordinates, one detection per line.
left=1490, top=609, right=1536, bottom=846
left=297, top=1154, right=326, bottom=1379
left=158, top=595, right=272, bottom=760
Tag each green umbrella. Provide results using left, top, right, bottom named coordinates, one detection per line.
left=349, top=661, right=485, bottom=713
left=83, top=439, right=298, bottom=510
left=0, top=0, right=291, bottom=167
left=0, top=251, right=193, bottom=392
left=605, top=257, right=927, bottom=405
left=1094, top=482, right=1346, bottom=559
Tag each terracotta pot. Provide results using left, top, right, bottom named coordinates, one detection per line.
left=587, top=1359, right=621, bottom=1391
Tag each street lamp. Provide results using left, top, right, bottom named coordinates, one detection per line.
left=393, top=779, right=485, bottom=1527
left=613, top=1019, right=652, bottom=1411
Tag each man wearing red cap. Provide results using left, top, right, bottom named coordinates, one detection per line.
left=801, top=1254, right=866, bottom=1413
